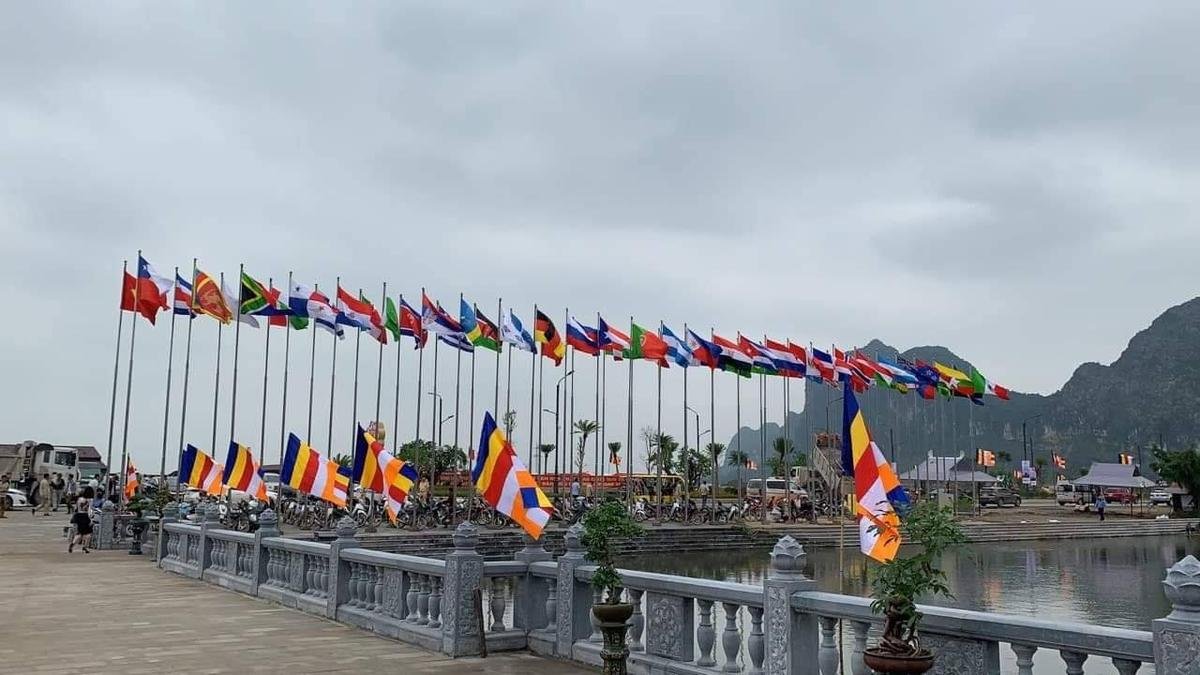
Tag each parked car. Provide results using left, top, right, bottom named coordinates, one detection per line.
left=1103, top=487, right=1137, bottom=505
left=978, top=486, right=1022, bottom=508
left=4, top=488, right=29, bottom=509
left=745, top=478, right=807, bottom=498
left=1150, top=489, right=1172, bottom=506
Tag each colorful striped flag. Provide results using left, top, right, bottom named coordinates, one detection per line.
left=472, top=412, right=553, bottom=539
left=180, top=445, right=224, bottom=496
left=124, top=460, right=140, bottom=500
left=842, top=379, right=909, bottom=562
left=534, top=310, right=565, bottom=365
left=222, top=442, right=268, bottom=501
left=1119, top=453, right=1135, bottom=465
left=975, top=449, right=996, bottom=467
left=354, top=426, right=419, bottom=524
left=281, top=434, right=350, bottom=508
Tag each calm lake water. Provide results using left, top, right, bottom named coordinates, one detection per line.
left=622, top=535, right=1197, bottom=673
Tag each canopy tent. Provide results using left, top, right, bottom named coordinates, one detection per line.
left=1071, top=462, right=1157, bottom=489
left=899, top=453, right=1000, bottom=485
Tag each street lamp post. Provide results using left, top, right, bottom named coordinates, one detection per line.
left=426, top=392, right=444, bottom=502
left=1021, top=414, right=1043, bottom=486
left=541, top=408, right=556, bottom=474
left=554, top=370, right=574, bottom=497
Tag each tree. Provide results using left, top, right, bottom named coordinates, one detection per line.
left=398, top=439, right=465, bottom=486
left=331, top=453, right=353, bottom=469
left=607, top=442, right=622, bottom=471
left=1034, top=457, right=1048, bottom=485
left=727, top=448, right=751, bottom=501
left=502, top=410, right=518, bottom=437
left=771, top=437, right=794, bottom=477
left=678, top=447, right=712, bottom=489
left=706, top=442, right=726, bottom=497
left=538, top=444, right=555, bottom=473
left=645, top=433, right=677, bottom=473
left=1152, top=445, right=1200, bottom=509
left=996, top=450, right=1012, bottom=466
left=573, top=419, right=599, bottom=476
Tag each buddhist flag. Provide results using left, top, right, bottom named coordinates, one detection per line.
left=354, top=426, right=419, bottom=524
left=124, top=460, right=140, bottom=500
left=280, top=434, right=350, bottom=507
left=842, top=379, right=909, bottom=562
left=1119, top=453, right=1135, bottom=465
left=472, top=412, right=553, bottom=539
left=180, top=445, right=224, bottom=496
left=975, top=449, right=996, bottom=467
left=222, top=442, right=268, bottom=501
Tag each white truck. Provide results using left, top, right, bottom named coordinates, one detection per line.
left=1, top=441, right=81, bottom=508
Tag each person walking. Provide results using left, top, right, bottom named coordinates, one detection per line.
left=51, top=473, right=65, bottom=511
left=68, top=500, right=93, bottom=553
left=65, top=475, right=78, bottom=512
left=1096, top=493, right=1107, bottom=521
left=37, top=474, right=52, bottom=516
left=0, top=473, right=9, bottom=518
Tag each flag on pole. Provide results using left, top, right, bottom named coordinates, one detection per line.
left=472, top=412, right=553, bottom=539
left=265, top=283, right=305, bottom=329
left=193, top=269, right=233, bottom=324
left=438, top=332, right=475, bottom=353
left=841, top=379, right=908, bottom=562
left=173, top=273, right=195, bottom=317
left=422, top=293, right=463, bottom=336
left=712, top=333, right=753, bottom=377
left=221, top=278, right=259, bottom=328
left=461, top=299, right=501, bottom=352
left=764, top=339, right=805, bottom=377
left=281, top=433, right=350, bottom=508
left=660, top=325, right=696, bottom=368
left=566, top=317, right=600, bottom=356
left=1053, top=454, right=1067, bottom=469
left=337, top=286, right=386, bottom=343
left=1119, top=453, right=1135, bottom=465
left=737, top=336, right=780, bottom=376
left=624, top=322, right=669, bottom=365
left=288, top=282, right=343, bottom=337
left=975, top=449, right=996, bottom=467
left=240, top=272, right=281, bottom=317
left=385, top=297, right=427, bottom=347
left=120, top=256, right=171, bottom=324
left=686, top=330, right=721, bottom=368
left=597, top=316, right=631, bottom=359
left=223, top=442, right=268, bottom=500
left=124, top=460, right=140, bottom=500
left=502, top=310, right=535, bottom=352
left=533, top=310, right=565, bottom=365
left=354, top=426, right=419, bottom=523
left=809, top=348, right=836, bottom=383
left=180, top=445, right=224, bottom=496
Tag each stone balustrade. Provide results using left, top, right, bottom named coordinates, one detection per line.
left=155, top=503, right=1200, bottom=674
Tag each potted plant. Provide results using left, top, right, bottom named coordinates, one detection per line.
left=581, top=499, right=644, bottom=675
left=864, top=501, right=966, bottom=674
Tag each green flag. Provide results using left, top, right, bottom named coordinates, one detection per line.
left=384, top=297, right=402, bottom=342
left=623, top=322, right=669, bottom=363
left=240, top=272, right=272, bottom=315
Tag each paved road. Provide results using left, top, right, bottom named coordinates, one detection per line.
left=0, top=515, right=589, bottom=674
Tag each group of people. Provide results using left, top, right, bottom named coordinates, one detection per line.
left=1, top=471, right=101, bottom=553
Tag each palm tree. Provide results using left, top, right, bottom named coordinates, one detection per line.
left=705, top=442, right=725, bottom=499
left=771, top=437, right=794, bottom=477
left=331, top=453, right=353, bottom=470
left=1034, top=457, right=1048, bottom=486
left=727, top=448, right=751, bottom=501
left=502, top=410, right=518, bottom=437
left=538, top=444, right=555, bottom=474
left=573, top=419, right=599, bottom=477
left=607, top=441, right=622, bottom=472
left=647, top=433, right=677, bottom=473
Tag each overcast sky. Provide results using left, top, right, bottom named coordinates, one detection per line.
left=2, top=2, right=1198, bottom=474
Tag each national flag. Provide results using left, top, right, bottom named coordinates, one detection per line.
left=265, top=283, right=305, bottom=329
left=461, top=300, right=501, bottom=352
left=422, top=293, right=463, bottom=336
left=354, top=426, right=420, bottom=523
left=566, top=317, right=600, bottom=356
left=686, top=330, right=721, bottom=368
left=624, top=322, right=669, bottom=365
left=904, top=358, right=945, bottom=400
left=660, top=325, right=696, bottom=368
left=179, top=445, right=224, bottom=496
left=713, top=333, right=754, bottom=377
left=764, top=339, right=805, bottom=377
left=222, top=442, right=268, bottom=501
left=1119, top=453, right=1134, bottom=465
left=124, top=460, right=139, bottom=500
left=1053, top=454, right=1067, bottom=470
left=472, top=412, right=554, bottom=539
left=193, top=269, right=233, bottom=324
left=173, top=274, right=195, bottom=317
left=120, top=256, right=172, bottom=324
left=833, top=348, right=854, bottom=382
left=597, top=316, right=631, bottom=359
left=221, top=278, right=259, bottom=328
left=971, top=367, right=1011, bottom=400
left=975, top=449, right=996, bottom=467
left=934, top=362, right=973, bottom=396
left=534, top=310, right=566, bottom=365
left=810, top=348, right=837, bottom=383
left=502, top=310, right=536, bottom=352
left=385, top=297, right=427, bottom=347
left=841, top=379, right=908, bottom=562
left=337, top=286, right=386, bottom=343
left=877, top=358, right=920, bottom=391
left=438, top=332, right=475, bottom=353
left=240, top=271, right=281, bottom=317
left=288, top=282, right=343, bottom=337
left=280, top=434, right=349, bottom=508
left=737, top=336, right=780, bottom=376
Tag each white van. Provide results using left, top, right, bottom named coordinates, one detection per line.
left=746, top=478, right=807, bottom=498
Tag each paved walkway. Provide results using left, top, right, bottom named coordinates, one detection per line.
left=0, top=515, right=589, bottom=674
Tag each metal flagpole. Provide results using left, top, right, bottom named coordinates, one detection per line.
left=326, top=277, right=340, bottom=455
left=306, top=283, right=319, bottom=442
left=430, top=330, right=440, bottom=487
left=655, top=321, right=663, bottom=521
left=598, top=311, right=605, bottom=479
left=257, top=277, right=273, bottom=464
left=412, top=292, right=423, bottom=442
left=210, top=274, right=225, bottom=456
left=530, top=303, right=539, bottom=471
left=392, top=294, right=403, bottom=454
left=229, top=264, right=246, bottom=452
left=569, top=332, right=576, bottom=477
left=595, top=315, right=601, bottom=479
left=759, top=365, right=767, bottom=525
left=559, top=307, right=568, bottom=496
left=278, top=272, right=294, bottom=477
left=347, top=288, right=364, bottom=500
left=175, top=260, right=197, bottom=497
left=681, top=322, right=689, bottom=522
left=734, top=353, right=742, bottom=507
left=454, top=300, right=465, bottom=526
left=118, top=250, right=144, bottom=504
left=625, top=315, right=634, bottom=507
left=105, top=259, right=127, bottom=484
left=709, top=327, right=717, bottom=519
left=375, top=283, right=387, bottom=432
left=494, top=298, right=502, bottom=420
left=158, top=267, right=180, bottom=480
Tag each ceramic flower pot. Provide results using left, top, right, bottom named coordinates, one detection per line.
left=863, top=648, right=935, bottom=674
left=593, top=602, right=635, bottom=675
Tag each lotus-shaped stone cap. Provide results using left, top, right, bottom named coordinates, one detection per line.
left=565, top=523, right=585, bottom=553
left=258, top=508, right=277, bottom=527
left=334, top=515, right=358, bottom=540
left=453, top=522, right=478, bottom=551
left=770, top=535, right=807, bottom=575
left=204, top=502, right=221, bottom=522
left=1164, top=555, right=1200, bottom=622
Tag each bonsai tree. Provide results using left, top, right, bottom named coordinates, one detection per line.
left=869, top=501, right=966, bottom=658
left=581, top=500, right=644, bottom=603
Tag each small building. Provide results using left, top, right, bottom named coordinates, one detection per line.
left=1071, top=462, right=1157, bottom=491
left=899, top=452, right=1000, bottom=490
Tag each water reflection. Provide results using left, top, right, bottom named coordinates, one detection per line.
left=621, top=535, right=1196, bottom=630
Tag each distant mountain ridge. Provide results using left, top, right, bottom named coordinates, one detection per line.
left=723, top=297, right=1200, bottom=479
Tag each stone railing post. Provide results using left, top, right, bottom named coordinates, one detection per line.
left=442, top=522, right=485, bottom=657
left=328, top=516, right=359, bottom=619
left=514, top=533, right=551, bottom=633
left=198, top=503, right=220, bottom=579
left=97, top=502, right=115, bottom=550
left=156, top=502, right=179, bottom=566
left=763, top=536, right=818, bottom=675
left=556, top=523, right=593, bottom=657
left=1154, top=554, right=1200, bottom=674
left=251, top=508, right=279, bottom=596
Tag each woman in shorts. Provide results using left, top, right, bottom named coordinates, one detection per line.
left=68, top=502, right=93, bottom=553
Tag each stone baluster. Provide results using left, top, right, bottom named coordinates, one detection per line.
left=490, top=578, right=507, bottom=632
left=442, top=522, right=485, bottom=657
left=545, top=578, right=558, bottom=633
left=418, top=575, right=431, bottom=625
left=363, top=565, right=377, bottom=611
left=696, top=599, right=717, bottom=667
left=346, top=563, right=359, bottom=606
left=1112, top=657, right=1141, bottom=675
left=328, top=516, right=359, bottom=619
left=373, top=564, right=384, bottom=612
left=318, top=557, right=330, bottom=598
left=747, top=606, right=765, bottom=675
left=720, top=602, right=742, bottom=673
left=513, top=533, right=551, bottom=632
left=428, top=577, right=442, bottom=629
left=305, top=554, right=317, bottom=594
left=1060, top=650, right=1087, bottom=675
left=1154, top=555, right=1200, bottom=674
left=850, top=620, right=870, bottom=675
left=1011, top=644, right=1037, bottom=675
left=588, top=587, right=604, bottom=643
left=818, top=617, right=839, bottom=675
left=253, top=509, right=279, bottom=595
left=627, top=588, right=645, bottom=652
left=357, top=561, right=370, bottom=609
left=763, top=536, right=819, bottom=675
left=406, top=571, right=420, bottom=622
